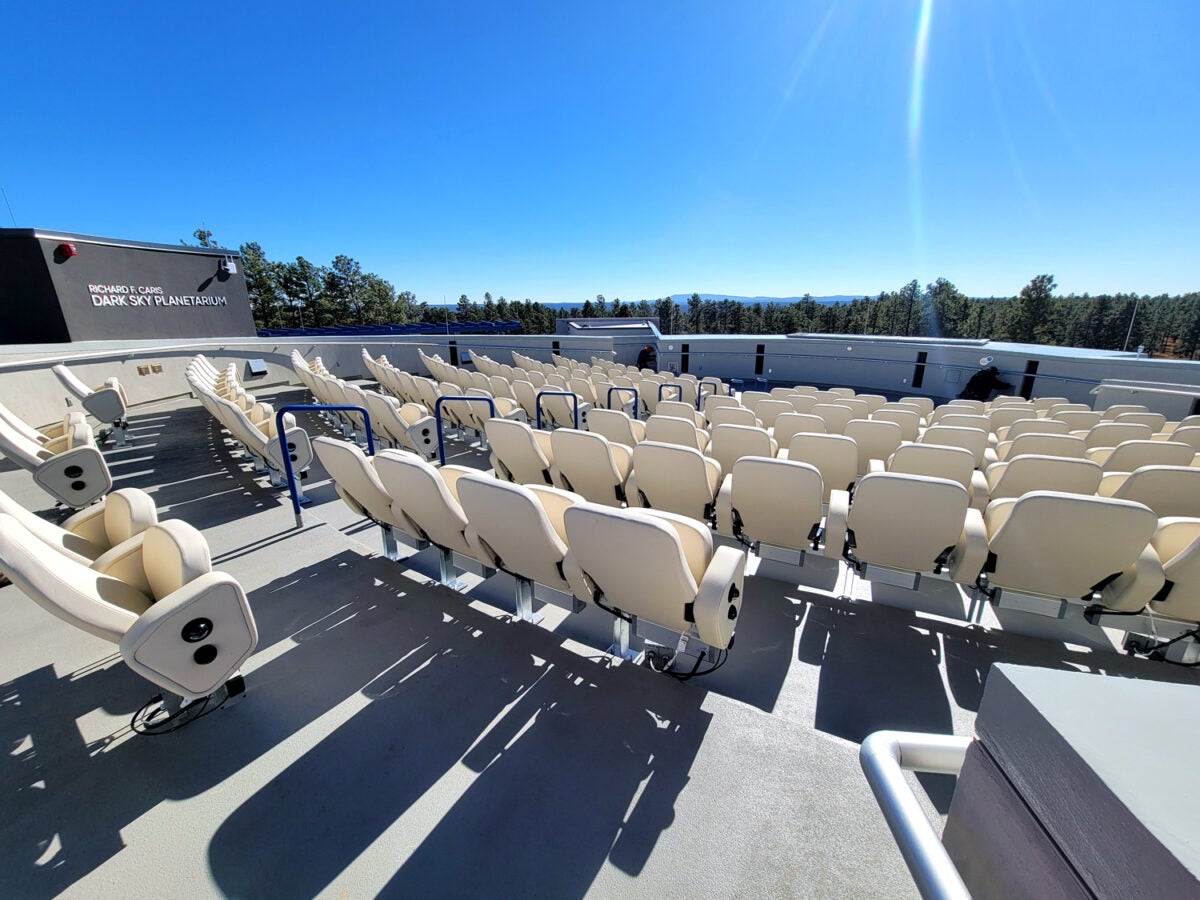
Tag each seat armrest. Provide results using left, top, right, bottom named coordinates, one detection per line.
left=949, top=508, right=988, bottom=584
left=715, top=478, right=735, bottom=537
left=969, top=470, right=989, bottom=512
left=120, top=571, right=258, bottom=701
left=867, top=458, right=886, bottom=475
left=561, top=551, right=596, bottom=606
left=1102, top=543, right=1166, bottom=613
left=824, top=489, right=851, bottom=560
left=693, top=545, right=746, bottom=649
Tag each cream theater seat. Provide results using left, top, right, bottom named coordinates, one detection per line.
left=810, top=403, right=854, bottom=435
left=657, top=400, right=706, bottom=428
left=869, top=443, right=987, bottom=509
left=873, top=409, right=920, bottom=442
left=587, top=408, right=646, bottom=448
left=707, top=405, right=761, bottom=429
left=644, top=415, right=709, bottom=452
left=1114, top=411, right=1168, bottom=433
left=1142, top=518, right=1200, bottom=623
left=995, top=432, right=1087, bottom=462
left=626, top=441, right=722, bottom=522
left=1053, top=410, right=1103, bottom=432
left=362, top=390, right=438, bottom=461
left=1083, top=422, right=1153, bottom=450
left=983, top=455, right=1103, bottom=504
left=827, top=472, right=986, bottom=589
left=783, top=433, right=858, bottom=503
left=716, top=457, right=835, bottom=566
left=52, top=363, right=130, bottom=445
left=1101, top=404, right=1150, bottom=420
left=562, top=503, right=746, bottom=662
left=708, top=423, right=777, bottom=477
left=918, top=425, right=990, bottom=468
left=458, top=473, right=587, bottom=622
left=977, top=491, right=1161, bottom=611
left=373, top=450, right=487, bottom=588
left=1099, top=465, right=1200, bottom=517
left=484, top=418, right=559, bottom=486
left=772, top=413, right=827, bottom=448
left=1087, top=440, right=1195, bottom=473
left=752, top=399, right=795, bottom=432
left=549, top=428, right=633, bottom=507
left=0, top=514, right=257, bottom=716
left=0, top=408, right=112, bottom=508
left=843, top=419, right=903, bottom=476
left=0, top=486, right=157, bottom=563
left=312, top=436, right=427, bottom=559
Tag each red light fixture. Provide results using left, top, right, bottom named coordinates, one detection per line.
left=56, top=242, right=78, bottom=257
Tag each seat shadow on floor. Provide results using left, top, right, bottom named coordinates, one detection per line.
left=0, top=548, right=452, bottom=896
left=208, top=590, right=712, bottom=898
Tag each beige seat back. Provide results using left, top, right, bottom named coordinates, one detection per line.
left=984, top=492, right=1157, bottom=599
left=728, top=457, right=823, bottom=552
left=834, top=398, right=870, bottom=421
left=988, top=407, right=1035, bottom=435
left=1005, top=418, right=1069, bottom=441
left=939, top=414, right=990, bottom=432
left=1053, top=410, right=1103, bottom=432
left=786, top=433, right=858, bottom=500
left=373, top=451, right=474, bottom=555
left=707, top=405, right=760, bottom=429
left=754, top=400, right=794, bottom=430
left=899, top=396, right=935, bottom=418
left=629, top=441, right=721, bottom=520
left=811, top=403, right=854, bottom=435
left=563, top=504, right=706, bottom=633
left=786, top=394, right=818, bottom=414
left=313, top=435, right=411, bottom=533
left=645, top=415, right=708, bottom=452
left=550, top=428, right=630, bottom=507
left=1084, top=422, right=1153, bottom=450
left=772, top=412, right=826, bottom=447
left=1170, top=427, right=1200, bottom=453
left=886, top=443, right=975, bottom=490
left=458, top=474, right=579, bottom=592
left=919, top=425, right=988, bottom=467
left=847, top=473, right=969, bottom=573
left=843, top=419, right=903, bottom=475
left=946, top=399, right=986, bottom=414
left=986, top=455, right=1103, bottom=501
left=1031, top=396, right=1071, bottom=413
left=484, top=418, right=555, bottom=485
left=702, top=394, right=741, bottom=416
left=872, top=409, right=920, bottom=441
left=511, top=380, right=539, bottom=419
left=708, top=424, right=777, bottom=475
left=828, top=387, right=857, bottom=399
left=858, top=394, right=888, bottom=415
left=1115, top=411, right=1167, bottom=432
left=1092, top=440, right=1194, bottom=473
left=587, top=408, right=645, bottom=448
left=657, top=400, right=704, bottom=426
left=1101, top=404, right=1149, bottom=420
left=1105, top=466, right=1200, bottom=517
left=999, top=433, right=1087, bottom=460
left=0, top=486, right=155, bottom=564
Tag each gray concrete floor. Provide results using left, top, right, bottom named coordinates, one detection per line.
left=1, top=387, right=1196, bottom=898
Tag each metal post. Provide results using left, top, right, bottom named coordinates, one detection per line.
left=434, top=395, right=497, bottom=465
left=275, top=404, right=373, bottom=527
left=514, top=577, right=545, bottom=625
left=534, top=390, right=579, bottom=430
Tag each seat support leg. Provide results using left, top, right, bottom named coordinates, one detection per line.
left=113, top=421, right=130, bottom=448
left=513, top=577, right=544, bottom=625
left=608, top=616, right=643, bottom=664
left=381, top=524, right=398, bottom=561
left=438, top=547, right=466, bottom=590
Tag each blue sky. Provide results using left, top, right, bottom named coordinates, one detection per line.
left=4, top=1, right=1198, bottom=301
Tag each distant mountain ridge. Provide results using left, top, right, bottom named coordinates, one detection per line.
left=668, top=293, right=864, bottom=306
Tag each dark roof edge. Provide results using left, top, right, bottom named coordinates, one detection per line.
left=0, top=228, right=241, bottom=257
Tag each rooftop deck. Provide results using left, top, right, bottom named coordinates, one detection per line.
left=3, top=385, right=1198, bottom=897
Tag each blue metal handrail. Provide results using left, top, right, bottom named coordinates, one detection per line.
left=606, top=386, right=640, bottom=419
left=276, top=404, right=373, bottom=522
left=658, top=382, right=683, bottom=402
left=435, top=395, right=497, bottom=465
left=535, top=390, right=579, bottom=430
left=696, top=379, right=721, bottom=409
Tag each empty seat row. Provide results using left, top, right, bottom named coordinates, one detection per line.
left=314, top=436, right=745, bottom=666
left=190, top=355, right=314, bottom=489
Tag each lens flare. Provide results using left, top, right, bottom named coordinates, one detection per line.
left=907, top=0, right=934, bottom=278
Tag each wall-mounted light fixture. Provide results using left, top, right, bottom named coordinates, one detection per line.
left=220, top=256, right=238, bottom=274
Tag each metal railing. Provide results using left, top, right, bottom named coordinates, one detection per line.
left=276, top=403, right=373, bottom=525
left=535, top=390, right=579, bottom=430
left=434, top=395, right=497, bottom=465
left=859, top=730, right=972, bottom=900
